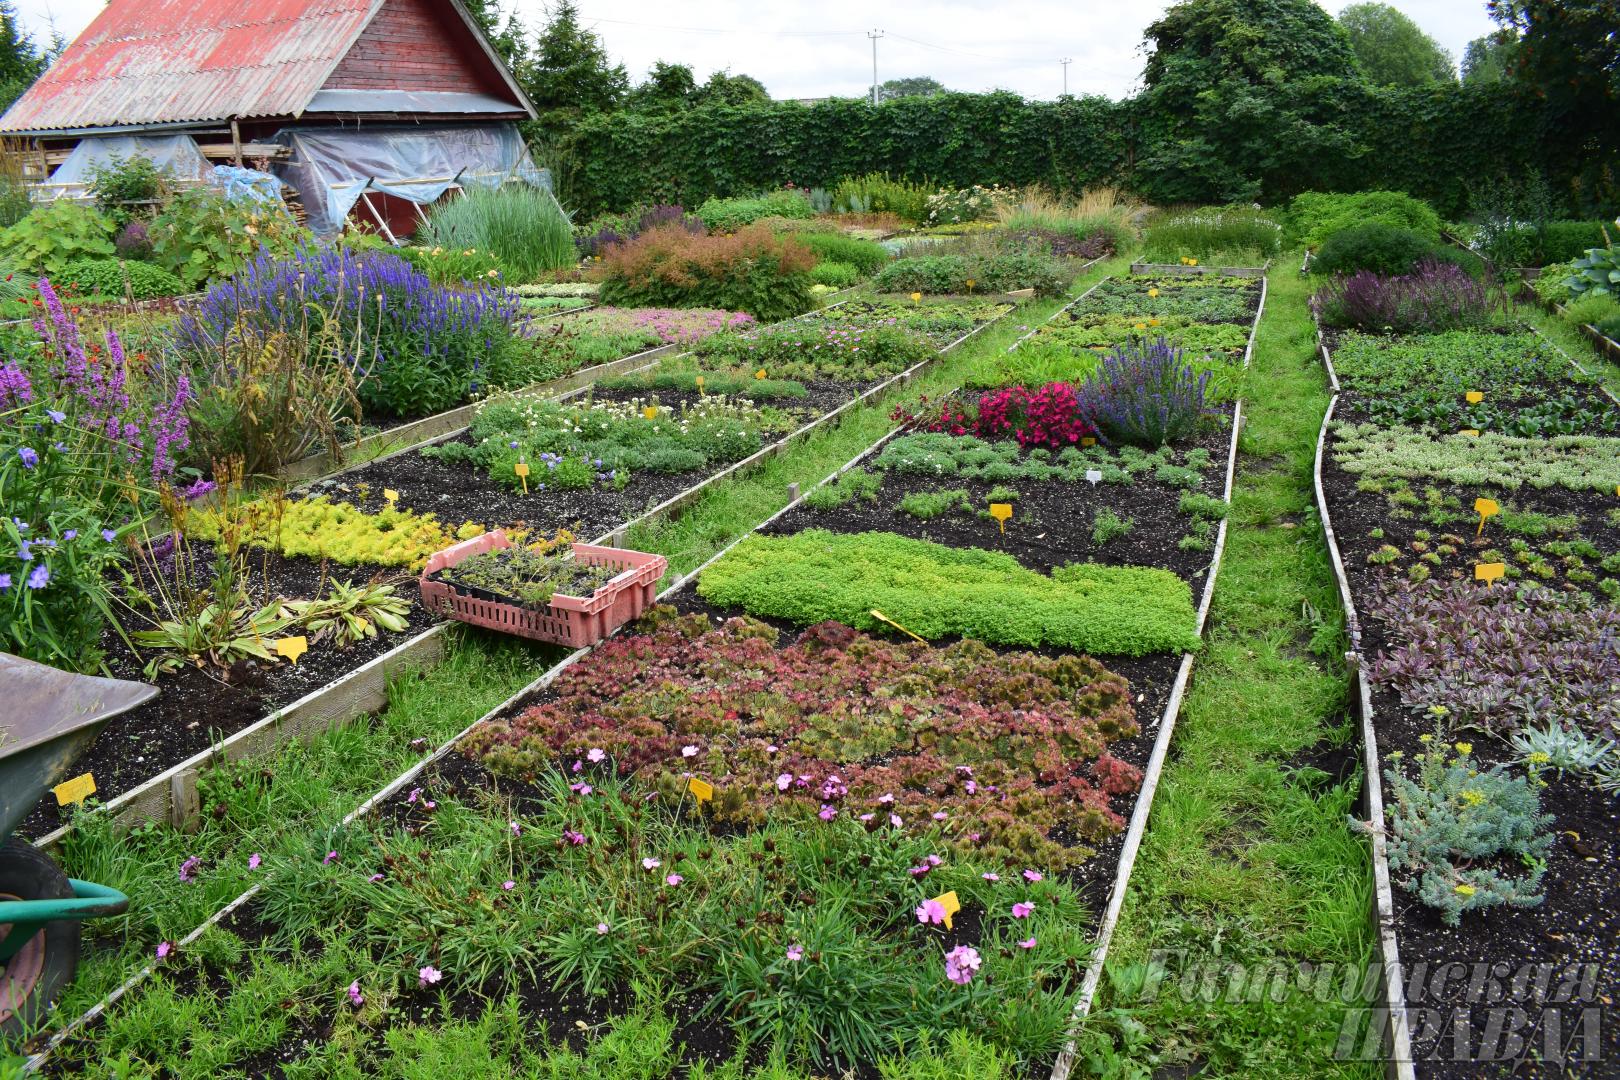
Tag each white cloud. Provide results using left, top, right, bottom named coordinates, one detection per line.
left=12, top=0, right=1500, bottom=102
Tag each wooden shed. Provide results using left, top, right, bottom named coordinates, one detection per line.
left=0, top=0, right=541, bottom=237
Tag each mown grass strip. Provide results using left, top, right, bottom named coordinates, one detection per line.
left=1085, top=259, right=1378, bottom=1079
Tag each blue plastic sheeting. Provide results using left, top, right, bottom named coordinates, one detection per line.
left=272, top=122, right=550, bottom=236
left=47, top=133, right=213, bottom=190
left=211, top=165, right=284, bottom=206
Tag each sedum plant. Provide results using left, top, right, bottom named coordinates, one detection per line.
left=1507, top=722, right=1615, bottom=781
left=1366, top=739, right=1551, bottom=926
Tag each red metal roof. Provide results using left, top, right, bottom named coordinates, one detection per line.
left=0, top=0, right=385, bottom=133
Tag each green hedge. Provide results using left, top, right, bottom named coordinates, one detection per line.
left=556, top=84, right=1601, bottom=220
left=696, top=529, right=1201, bottom=656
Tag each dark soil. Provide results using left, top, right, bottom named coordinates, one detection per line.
left=1320, top=408, right=1619, bottom=1079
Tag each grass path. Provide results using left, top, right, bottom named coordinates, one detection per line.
left=1086, top=259, right=1378, bottom=1079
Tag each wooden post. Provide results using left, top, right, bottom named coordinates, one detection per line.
left=787, top=482, right=800, bottom=503
left=230, top=120, right=243, bottom=167
left=170, top=769, right=201, bottom=832
left=35, top=138, right=47, bottom=184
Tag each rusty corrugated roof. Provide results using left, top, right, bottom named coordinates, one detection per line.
left=0, top=0, right=385, bottom=133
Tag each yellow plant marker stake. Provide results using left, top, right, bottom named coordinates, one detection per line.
left=755, top=369, right=767, bottom=380
left=1461, top=429, right=1480, bottom=438
left=1081, top=436, right=1096, bottom=447
left=1147, top=287, right=1160, bottom=298
left=274, top=636, right=309, bottom=665
left=1474, top=497, right=1500, bottom=536
left=931, top=890, right=962, bottom=930
left=643, top=405, right=658, bottom=420
left=989, top=502, right=1013, bottom=534
left=696, top=374, right=705, bottom=394
left=1465, top=391, right=1484, bottom=404
left=514, top=460, right=530, bottom=494
left=1474, top=562, right=1505, bottom=588
left=687, top=777, right=714, bottom=804
left=910, top=291, right=922, bottom=304
left=383, top=488, right=399, bottom=506
left=53, top=772, right=96, bottom=808
left=1133, top=322, right=1147, bottom=331
left=870, top=609, right=926, bottom=644
left=965, top=278, right=976, bottom=292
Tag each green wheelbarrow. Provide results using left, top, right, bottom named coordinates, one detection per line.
left=1, top=652, right=156, bottom=1039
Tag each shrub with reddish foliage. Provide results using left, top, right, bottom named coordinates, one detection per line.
left=597, top=224, right=816, bottom=322
left=464, top=608, right=1142, bottom=869
left=890, top=382, right=1097, bottom=448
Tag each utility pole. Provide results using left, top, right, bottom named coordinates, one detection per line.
left=1060, top=57, right=1072, bottom=97
left=869, top=30, right=884, bottom=106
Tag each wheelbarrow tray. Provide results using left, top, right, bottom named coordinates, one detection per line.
left=0, top=653, right=159, bottom=840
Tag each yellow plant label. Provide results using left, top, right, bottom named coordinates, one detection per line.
left=1474, top=562, right=1506, bottom=588
left=1465, top=391, right=1484, bottom=404
left=1149, top=318, right=1161, bottom=327
left=910, top=292, right=922, bottom=303
left=989, top=502, right=1013, bottom=534
left=1134, top=322, right=1147, bottom=331
left=1081, top=436, right=1096, bottom=447
left=513, top=462, right=530, bottom=477
left=1461, top=429, right=1480, bottom=437
left=755, top=369, right=767, bottom=380
left=53, top=771, right=96, bottom=807
left=1474, top=497, right=1500, bottom=536
left=869, top=609, right=927, bottom=644
left=274, top=636, right=309, bottom=665
left=965, top=278, right=976, bottom=291
left=932, top=890, right=962, bottom=930
left=687, top=777, right=714, bottom=804
left=643, top=405, right=658, bottom=420
left=382, top=488, right=399, bottom=505
left=1148, top=287, right=1160, bottom=298
left=1189, top=258, right=1199, bottom=266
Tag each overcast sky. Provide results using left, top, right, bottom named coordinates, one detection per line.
left=13, top=0, right=1499, bottom=102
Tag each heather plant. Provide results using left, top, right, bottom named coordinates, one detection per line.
left=174, top=246, right=518, bottom=419
left=1312, top=261, right=1500, bottom=334
left=1367, top=739, right=1552, bottom=925
left=464, top=607, right=1142, bottom=869
left=418, top=184, right=575, bottom=283
left=598, top=224, right=815, bottom=321
left=114, top=219, right=153, bottom=261
left=1075, top=338, right=1214, bottom=448
left=696, top=529, right=1201, bottom=656
left=1368, top=582, right=1620, bottom=739
left=1331, top=422, right=1620, bottom=492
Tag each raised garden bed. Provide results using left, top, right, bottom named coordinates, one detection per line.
left=1313, top=319, right=1619, bottom=1079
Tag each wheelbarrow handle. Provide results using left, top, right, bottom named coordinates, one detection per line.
left=0, top=880, right=129, bottom=962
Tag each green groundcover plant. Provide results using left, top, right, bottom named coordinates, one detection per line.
left=1332, top=422, right=1620, bottom=492
left=1287, top=190, right=1442, bottom=248
left=872, top=252, right=1066, bottom=297
left=54, top=257, right=189, bottom=301
left=696, top=529, right=1200, bottom=656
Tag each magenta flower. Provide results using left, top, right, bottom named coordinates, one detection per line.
left=595, top=922, right=610, bottom=935
left=587, top=747, right=606, bottom=763
left=932, top=811, right=948, bottom=821
left=944, top=945, right=982, bottom=985
left=347, top=980, right=364, bottom=1007
left=510, top=820, right=522, bottom=836
left=642, top=857, right=661, bottom=870
left=665, top=873, right=684, bottom=886
left=569, top=782, right=593, bottom=796
left=785, top=943, right=804, bottom=962
left=562, top=829, right=586, bottom=845
left=1018, top=937, right=1037, bottom=949
left=407, top=787, right=422, bottom=803
left=369, top=872, right=385, bottom=883
left=775, top=772, right=792, bottom=791
left=915, top=899, right=947, bottom=925
left=1023, top=869, right=1043, bottom=882
left=155, top=940, right=174, bottom=960
left=324, top=851, right=339, bottom=865
left=1011, top=902, right=1034, bottom=919
left=818, top=804, right=837, bottom=821
left=418, top=965, right=442, bottom=987
left=177, top=856, right=201, bottom=883
left=247, top=853, right=262, bottom=871
left=982, top=872, right=1000, bottom=882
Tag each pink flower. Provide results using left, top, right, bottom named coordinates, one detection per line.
left=410, top=737, right=428, bottom=750
left=964, top=780, right=978, bottom=794
left=323, top=851, right=339, bottom=865
left=982, top=872, right=1000, bottom=882
left=177, top=855, right=200, bottom=883
left=595, top=922, right=610, bottom=934
left=932, top=811, right=948, bottom=821
left=785, top=943, right=804, bottom=962
left=422, top=800, right=436, bottom=810
left=347, top=981, right=364, bottom=1007
left=587, top=748, right=605, bottom=763
left=407, top=787, right=422, bottom=803
left=570, top=782, right=593, bottom=795
left=944, top=945, right=981, bottom=985
left=502, top=880, right=516, bottom=891
left=665, top=873, right=684, bottom=886
left=247, top=853, right=262, bottom=871
left=1018, top=937, right=1037, bottom=949
left=1023, top=869, right=1043, bottom=882
left=562, top=829, right=586, bottom=845
left=818, top=804, right=837, bottom=821
left=155, top=940, right=174, bottom=960
left=1011, top=902, right=1034, bottom=919
left=510, top=821, right=522, bottom=836
left=766, top=744, right=779, bottom=753
left=878, top=793, right=894, bottom=805
left=776, top=773, right=792, bottom=791
left=642, top=857, right=661, bottom=870
left=418, top=965, right=442, bottom=987
left=858, top=812, right=874, bottom=822
left=369, top=872, right=385, bottom=883
left=681, top=745, right=699, bottom=758
left=889, top=813, right=903, bottom=828
left=915, top=899, right=947, bottom=925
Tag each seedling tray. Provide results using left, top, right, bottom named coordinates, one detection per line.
left=420, top=532, right=666, bottom=648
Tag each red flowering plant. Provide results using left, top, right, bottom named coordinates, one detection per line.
left=463, top=609, right=1143, bottom=870
left=889, top=382, right=1097, bottom=449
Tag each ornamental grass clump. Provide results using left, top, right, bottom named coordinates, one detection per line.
left=1075, top=338, right=1213, bottom=448
left=464, top=607, right=1143, bottom=869
left=418, top=184, right=575, bottom=282
left=1312, top=261, right=1499, bottom=335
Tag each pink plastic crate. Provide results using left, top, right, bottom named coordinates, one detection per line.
left=419, top=530, right=667, bottom=648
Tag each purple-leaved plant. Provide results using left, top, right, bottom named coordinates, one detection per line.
left=1313, top=260, right=1497, bottom=335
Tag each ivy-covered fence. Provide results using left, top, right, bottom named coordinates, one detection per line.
left=556, top=84, right=1605, bottom=220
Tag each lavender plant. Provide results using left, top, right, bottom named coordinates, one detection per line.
left=1368, top=582, right=1620, bottom=739
left=1075, top=337, right=1213, bottom=448
left=174, top=246, right=518, bottom=419
left=1312, top=260, right=1500, bottom=334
